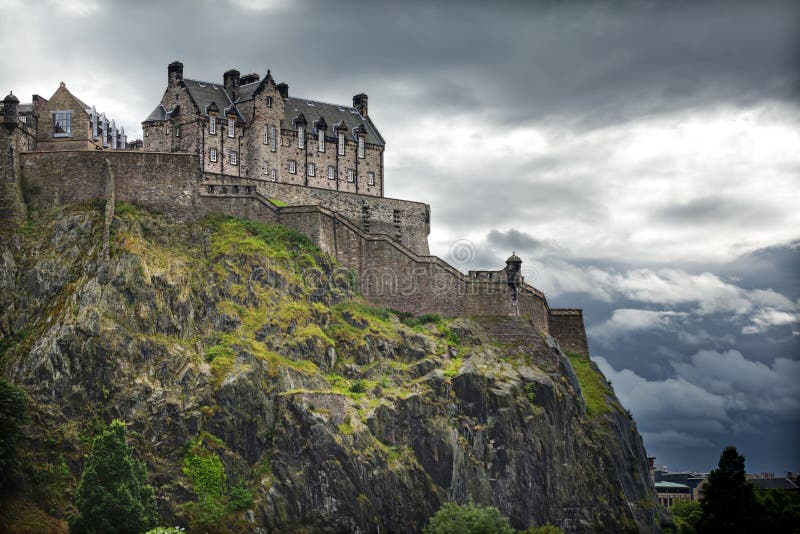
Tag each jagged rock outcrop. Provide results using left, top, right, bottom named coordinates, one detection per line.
left=0, top=204, right=659, bottom=533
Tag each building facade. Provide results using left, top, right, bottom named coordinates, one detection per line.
left=1, top=83, right=128, bottom=153
left=143, top=61, right=384, bottom=197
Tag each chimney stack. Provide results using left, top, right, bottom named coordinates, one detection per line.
left=168, top=61, right=184, bottom=85
left=239, top=73, right=260, bottom=85
left=353, top=93, right=368, bottom=117
left=224, top=69, right=240, bottom=100
left=277, top=82, right=289, bottom=99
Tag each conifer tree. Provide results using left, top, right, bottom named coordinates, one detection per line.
left=699, top=445, right=757, bottom=534
left=70, top=420, right=157, bottom=534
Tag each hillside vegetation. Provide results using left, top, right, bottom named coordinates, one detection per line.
left=0, top=203, right=658, bottom=533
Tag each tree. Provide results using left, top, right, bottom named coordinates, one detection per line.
left=670, top=499, right=701, bottom=534
left=699, top=446, right=758, bottom=534
left=0, top=376, right=28, bottom=492
left=424, top=502, right=515, bottom=534
left=70, top=420, right=157, bottom=534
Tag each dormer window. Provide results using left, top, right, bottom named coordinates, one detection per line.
left=358, top=136, right=365, bottom=159
left=298, top=126, right=305, bottom=149
left=338, top=132, right=345, bottom=155
left=227, top=117, right=235, bottom=138
left=209, top=116, right=216, bottom=135
left=318, top=129, right=325, bottom=152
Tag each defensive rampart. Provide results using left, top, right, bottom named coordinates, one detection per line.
left=13, top=149, right=590, bottom=356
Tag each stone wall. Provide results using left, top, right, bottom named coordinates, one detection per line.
left=548, top=309, right=590, bottom=357
left=0, top=122, right=35, bottom=228
left=20, top=150, right=201, bottom=218
left=201, top=173, right=430, bottom=255
left=14, top=149, right=590, bottom=356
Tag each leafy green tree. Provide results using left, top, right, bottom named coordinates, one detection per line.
left=699, top=446, right=757, bottom=534
left=0, top=376, right=28, bottom=491
left=424, top=502, right=515, bottom=534
left=670, top=499, right=701, bottom=534
left=70, top=420, right=157, bottom=534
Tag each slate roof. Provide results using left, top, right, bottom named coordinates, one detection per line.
left=144, top=104, right=180, bottom=122
left=284, top=97, right=384, bottom=146
left=655, top=481, right=691, bottom=490
left=181, top=79, right=243, bottom=119
left=751, top=477, right=799, bottom=490
left=147, top=74, right=384, bottom=146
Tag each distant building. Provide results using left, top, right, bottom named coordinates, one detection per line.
left=1, top=82, right=128, bottom=152
left=650, top=457, right=707, bottom=502
left=655, top=481, right=692, bottom=507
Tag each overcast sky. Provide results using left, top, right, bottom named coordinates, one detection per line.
left=2, top=0, right=798, bottom=473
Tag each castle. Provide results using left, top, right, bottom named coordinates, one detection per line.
left=0, top=61, right=590, bottom=357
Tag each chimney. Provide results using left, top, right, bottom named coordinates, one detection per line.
left=239, top=73, right=260, bottom=85
left=168, top=61, right=184, bottom=85
left=224, top=69, right=240, bottom=100
left=353, top=93, right=368, bottom=117
left=32, top=94, right=46, bottom=115
left=277, top=82, right=289, bottom=99
left=3, top=92, right=19, bottom=126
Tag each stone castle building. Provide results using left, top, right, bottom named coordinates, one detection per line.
left=144, top=62, right=383, bottom=197
left=1, top=61, right=590, bottom=358
left=0, top=83, right=128, bottom=153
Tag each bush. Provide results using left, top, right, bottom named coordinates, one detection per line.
left=70, top=420, right=157, bottom=534
left=349, top=379, right=367, bottom=394
left=424, top=502, right=514, bottom=534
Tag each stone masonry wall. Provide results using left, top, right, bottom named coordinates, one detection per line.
left=0, top=124, right=35, bottom=228
left=201, top=173, right=430, bottom=255
left=14, top=149, right=590, bottom=355
left=548, top=310, right=590, bottom=357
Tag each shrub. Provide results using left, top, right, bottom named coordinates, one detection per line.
left=0, top=377, right=28, bottom=492
left=69, top=420, right=157, bottom=534
left=424, top=502, right=514, bottom=534
left=349, top=379, right=367, bottom=394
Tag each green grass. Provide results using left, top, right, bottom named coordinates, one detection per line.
left=564, top=350, right=613, bottom=418
left=268, top=198, right=289, bottom=207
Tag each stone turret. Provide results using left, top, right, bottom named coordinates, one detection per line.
left=506, top=252, right=522, bottom=292
left=3, top=92, right=19, bottom=126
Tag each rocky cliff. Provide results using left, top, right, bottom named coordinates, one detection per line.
left=0, top=203, right=659, bottom=533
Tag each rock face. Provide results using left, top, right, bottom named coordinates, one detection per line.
left=0, top=204, right=659, bottom=533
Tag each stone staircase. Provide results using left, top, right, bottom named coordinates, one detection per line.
left=477, top=316, right=542, bottom=347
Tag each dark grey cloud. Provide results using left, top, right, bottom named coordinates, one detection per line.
left=654, top=196, right=781, bottom=226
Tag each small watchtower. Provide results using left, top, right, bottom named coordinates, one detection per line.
left=505, top=252, right=522, bottom=292
left=3, top=92, right=19, bottom=127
